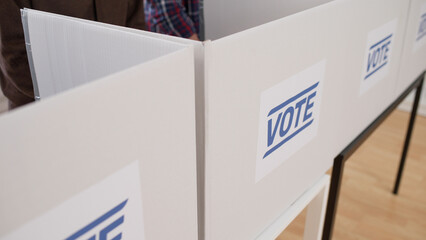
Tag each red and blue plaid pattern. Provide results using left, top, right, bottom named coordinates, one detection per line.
left=145, top=0, right=200, bottom=38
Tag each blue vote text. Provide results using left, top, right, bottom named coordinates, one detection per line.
left=263, top=82, right=319, bottom=159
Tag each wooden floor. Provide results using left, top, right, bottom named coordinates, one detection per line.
left=277, top=110, right=426, bottom=240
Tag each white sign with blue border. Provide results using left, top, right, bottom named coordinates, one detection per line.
left=1, top=161, right=145, bottom=240
left=256, top=60, right=326, bottom=182
left=360, top=19, right=398, bottom=95
left=414, top=2, right=426, bottom=52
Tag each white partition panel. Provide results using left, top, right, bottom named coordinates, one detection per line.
left=203, top=0, right=409, bottom=239
left=204, top=0, right=335, bottom=40
left=23, top=9, right=189, bottom=99
left=19, top=9, right=208, bottom=240
left=0, top=47, right=198, bottom=239
left=396, top=0, right=426, bottom=96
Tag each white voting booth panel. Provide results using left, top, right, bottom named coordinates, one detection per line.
left=19, top=9, right=208, bottom=240
left=396, top=0, right=426, bottom=97
left=23, top=10, right=191, bottom=99
left=202, top=0, right=409, bottom=239
left=0, top=11, right=198, bottom=240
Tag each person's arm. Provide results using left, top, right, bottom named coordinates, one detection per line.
left=0, top=0, right=34, bottom=108
left=189, top=33, right=199, bottom=41
left=145, top=0, right=198, bottom=39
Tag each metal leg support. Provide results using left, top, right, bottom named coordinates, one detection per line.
left=321, top=155, right=345, bottom=240
left=393, top=76, right=424, bottom=194
left=321, top=72, right=424, bottom=239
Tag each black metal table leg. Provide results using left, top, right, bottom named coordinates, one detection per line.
left=393, top=76, right=424, bottom=194
left=322, top=155, right=345, bottom=240
left=322, top=72, right=424, bottom=240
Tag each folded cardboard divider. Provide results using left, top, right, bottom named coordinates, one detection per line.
left=1, top=0, right=426, bottom=239
left=0, top=10, right=198, bottom=240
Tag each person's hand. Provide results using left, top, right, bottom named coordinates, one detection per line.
left=189, top=34, right=200, bottom=41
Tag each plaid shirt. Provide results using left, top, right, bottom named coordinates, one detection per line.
left=144, top=0, right=200, bottom=38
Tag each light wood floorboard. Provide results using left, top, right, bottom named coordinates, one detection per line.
left=276, top=110, right=426, bottom=240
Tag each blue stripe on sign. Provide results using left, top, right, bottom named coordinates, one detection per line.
left=267, top=82, right=319, bottom=117
left=369, top=34, right=392, bottom=50
left=364, top=61, right=388, bottom=80
left=263, top=119, right=314, bottom=159
left=66, top=199, right=128, bottom=240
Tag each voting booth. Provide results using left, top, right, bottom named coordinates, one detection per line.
left=0, top=11, right=198, bottom=240
left=1, top=0, right=425, bottom=239
left=201, top=0, right=411, bottom=239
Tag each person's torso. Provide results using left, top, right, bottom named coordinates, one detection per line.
left=31, top=0, right=129, bottom=26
